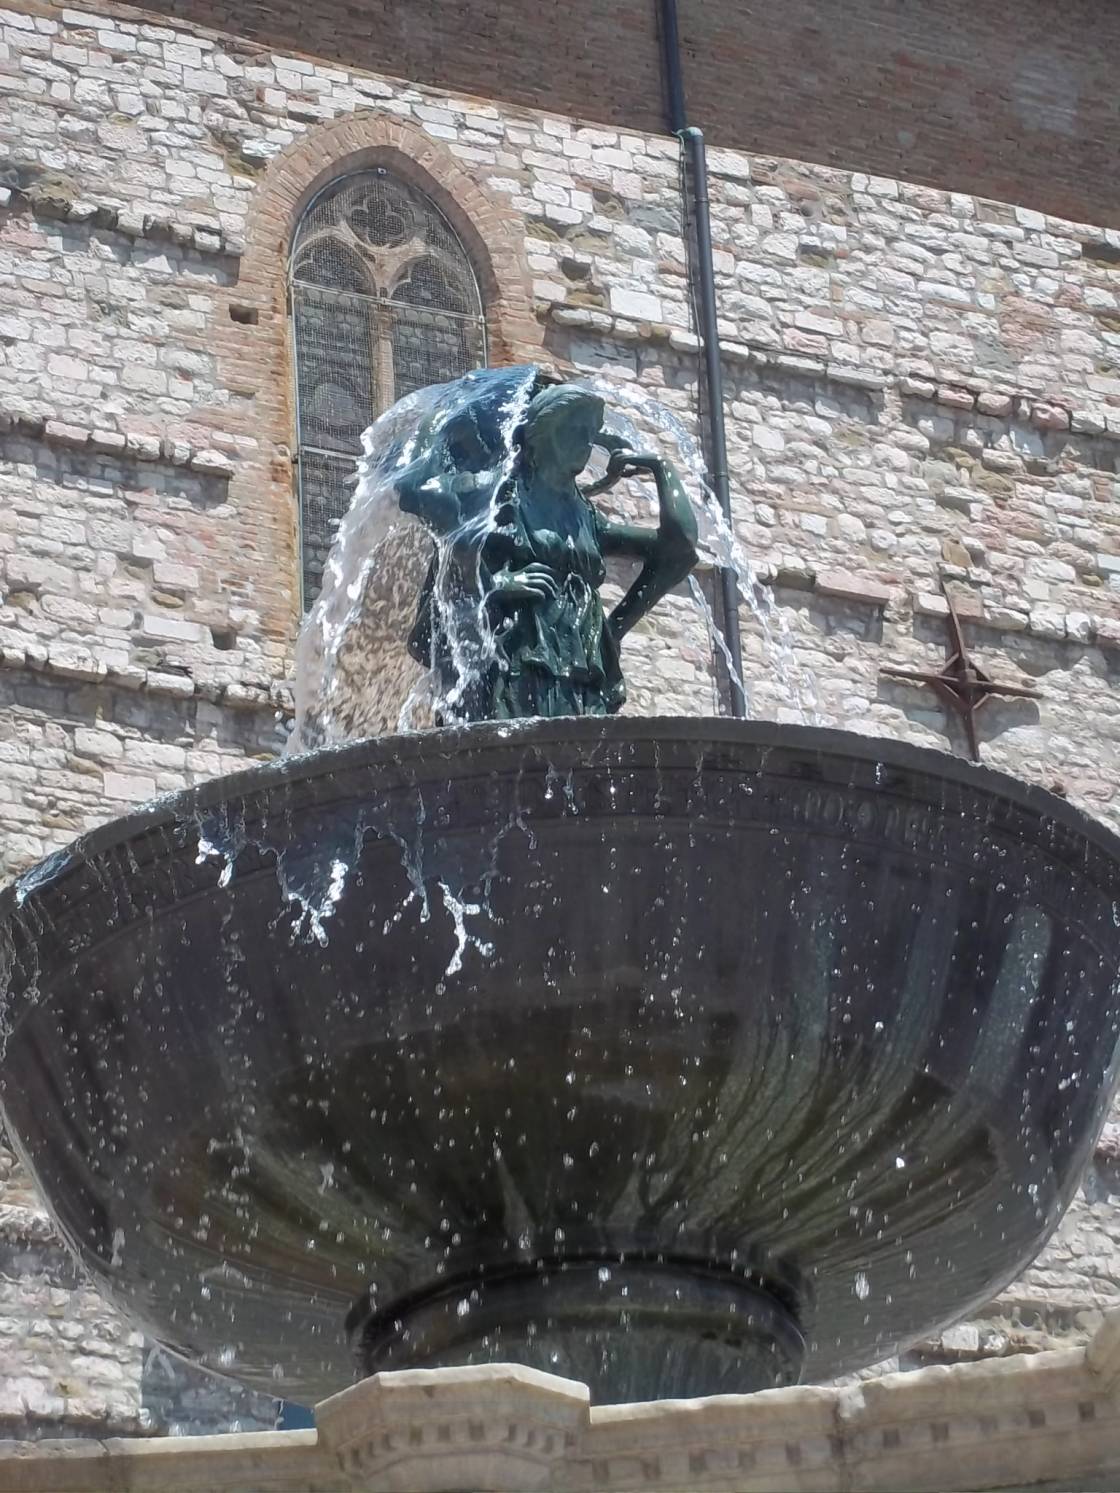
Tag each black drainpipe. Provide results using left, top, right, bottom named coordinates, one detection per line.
left=658, top=0, right=746, bottom=717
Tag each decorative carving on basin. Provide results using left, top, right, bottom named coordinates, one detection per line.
left=2, top=718, right=1118, bottom=1405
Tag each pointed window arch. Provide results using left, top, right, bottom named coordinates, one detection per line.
left=290, top=168, right=487, bottom=604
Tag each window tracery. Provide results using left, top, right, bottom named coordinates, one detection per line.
left=290, top=170, right=486, bottom=604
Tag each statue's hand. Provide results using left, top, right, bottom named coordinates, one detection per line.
left=594, top=428, right=630, bottom=456
left=609, top=448, right=661, bottom=476
left=490, top=563, right=561, bottom=604
left=583, top=448, right=661, bottom=496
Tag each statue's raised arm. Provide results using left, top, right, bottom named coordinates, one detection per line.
left=584, top=442, right=700, bottom=641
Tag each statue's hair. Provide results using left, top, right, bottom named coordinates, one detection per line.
left=520, top=383, right=605, bottom=448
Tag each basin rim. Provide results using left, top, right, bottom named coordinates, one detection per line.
left=4, top=716, right=1119, bottom=921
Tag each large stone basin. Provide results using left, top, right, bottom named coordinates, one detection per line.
left=1, top=718, right=1118, bottom=1405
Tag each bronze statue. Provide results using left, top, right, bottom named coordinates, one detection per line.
left=396, top=370, right=699, bottom=722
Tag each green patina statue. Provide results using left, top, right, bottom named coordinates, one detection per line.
left=396, top=370, right=699, bottom=722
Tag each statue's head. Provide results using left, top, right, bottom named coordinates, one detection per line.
left=519, top=384, right=605, bottom=480
left=439, top=405, right=496, bottom=474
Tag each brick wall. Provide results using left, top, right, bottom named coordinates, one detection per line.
left=68, top=0, right=1120, bottom=229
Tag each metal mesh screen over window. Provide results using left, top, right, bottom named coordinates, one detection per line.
left=290, top=170, right=486, bottom=605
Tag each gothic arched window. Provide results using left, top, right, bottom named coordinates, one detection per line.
left=290, top=169, right=487, bottom=604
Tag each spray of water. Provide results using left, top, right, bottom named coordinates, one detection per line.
left=576, top=372, right=818, bottom=720
left=288, top=363, right=817, bottom=758
left=290, top=368, right=538, bottom=752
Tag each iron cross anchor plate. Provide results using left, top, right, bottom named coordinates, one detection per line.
left=881, top=585, right=1040, bottom=762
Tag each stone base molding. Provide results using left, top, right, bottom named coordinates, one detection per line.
left=5, top=1314, right=1120, bottom=1492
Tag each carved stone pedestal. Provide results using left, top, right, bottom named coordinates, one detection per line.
left=6, top=1318, right=1120, bottom=1492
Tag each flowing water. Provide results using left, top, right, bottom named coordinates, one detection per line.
left=289, top=364, right=816, bottom=754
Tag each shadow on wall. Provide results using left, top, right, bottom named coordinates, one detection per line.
left=0, top=669, right=281, bottom=765
left=0, top=431, right=233, bottom=511
left=877, top=673, right=1042, bottom=759
left=901, top=397, right=1120, bottom=480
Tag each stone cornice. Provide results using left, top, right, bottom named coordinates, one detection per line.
left=5, top=1314, right=1120, bottom=1492
left=0, top=181, right=244, bottom=259
left=0, top=1203, right=55, bottom=1246
left=0, top=645, right=293, bottom=717
left=0, top=409, right=239, bottom=479
left=546, top=304, right=1120, bottom=442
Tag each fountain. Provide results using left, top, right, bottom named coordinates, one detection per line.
left=2, top=366, right=1120, bottom=1409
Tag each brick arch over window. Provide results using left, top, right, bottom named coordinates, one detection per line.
left=290, top=169, right=490, bottom=603
left=227, top=115, right=543, bottom=616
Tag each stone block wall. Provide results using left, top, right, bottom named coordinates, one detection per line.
left=0, top=1134, right=279, bottom=1439
left=0, top=0, right=1119, bottom=1435
left=0, top=1144, right=147, bottom=1439
left=66, top=0, right=1120, bottom=230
